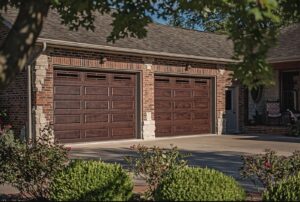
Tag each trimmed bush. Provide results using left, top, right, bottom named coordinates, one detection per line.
left=154, top=167, right=246, bottom=201
left=263, top=172, right=300, bottom=201
left=125, top=144, right=189, bottom=199
left=50, top=160, right=133, bottom=201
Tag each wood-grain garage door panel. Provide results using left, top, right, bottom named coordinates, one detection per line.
left=155, top=76, right=211, bottom=137
left=54, top=70, right=136, bottom=143
left=85, top=114, right=109, bottom=123
left=85, top=86, right=109, bottom=95
left=56, top=130, right=81, bottom=140
left=85, top=101, right=109, bottom=109
left=85, top=128, right=109, bottom=138
left=55, top=86, right=81, bottom=95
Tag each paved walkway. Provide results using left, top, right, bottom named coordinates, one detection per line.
left=1, top=133, right=300, bottom=194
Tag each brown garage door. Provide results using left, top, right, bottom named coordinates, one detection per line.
left=155, top=75, right=211, bottom=137
left=54, top=69, right=137, bottom=143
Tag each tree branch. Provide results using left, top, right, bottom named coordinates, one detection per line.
left=0, top=0, right=50, bottom=89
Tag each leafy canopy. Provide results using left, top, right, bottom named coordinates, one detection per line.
left=0, top=0, right=300, bottom=88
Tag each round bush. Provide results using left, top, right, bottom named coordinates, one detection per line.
left=263, top=172, right=300, bottom=201
left=49, top=160, right=133, bottom=201
left=154, top=167, right=246, bottom=201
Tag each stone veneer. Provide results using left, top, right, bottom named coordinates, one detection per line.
left=33, top=54, right=51, bottom=138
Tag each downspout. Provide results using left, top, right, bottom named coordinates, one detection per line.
left=27, top=41, right=47, bottom=142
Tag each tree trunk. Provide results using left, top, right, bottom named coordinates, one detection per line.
left=0, top=0, right=50, bottom=89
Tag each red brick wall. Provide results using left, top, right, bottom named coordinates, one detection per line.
left=0, top=45, right=232, bottom=139
left=0, top=69, right=28, bottom=135
left=142, top=68, right=155, bottom=120
left=0, top=23, right=28, bottom=135
left=0, top=44, right=233, bottom=137
left=42, top=47, right=233, bottom=133
left=244, top=125, right=289, bottom=135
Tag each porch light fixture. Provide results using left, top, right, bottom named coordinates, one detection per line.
left=99, top=54, right=107, bottom=64
left=218, top=68, right=225, bottom=75
left=185, top=64, right=192, bottom=71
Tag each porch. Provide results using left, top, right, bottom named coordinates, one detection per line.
left=244, top=62, right=300, bottom=134
left=244, top=125, right=289, bottom=135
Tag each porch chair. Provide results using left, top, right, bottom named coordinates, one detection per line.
left=266, top=101, right=282, bottom=125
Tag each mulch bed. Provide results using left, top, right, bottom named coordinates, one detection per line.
left=132, top=185, right=263, bottom=201
left=246, top=192, right=262, bottom=201
left=0, top=194, right=24, bottom=201
left=0, top=186, right=263, bottom=202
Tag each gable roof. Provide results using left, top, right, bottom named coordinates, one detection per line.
left=1, top=9, right=299, bottom=64
left=1, top=9, right=235, bottom=63
left=268, top=23, right=300, bottom=63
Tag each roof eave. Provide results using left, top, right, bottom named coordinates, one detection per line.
left=268, top=56, right=300, bottom=64
left=37, top=38, right=238, bottom=65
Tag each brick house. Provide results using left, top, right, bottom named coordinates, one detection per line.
left=0, top=10, right=241, bottom=143
left=4, top=10, right=297, bottom=143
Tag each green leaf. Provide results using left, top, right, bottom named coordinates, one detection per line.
left=250, top=8, right=263, bottom=21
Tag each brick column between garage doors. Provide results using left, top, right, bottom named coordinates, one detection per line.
left=142, top=58, right=156, bottom=140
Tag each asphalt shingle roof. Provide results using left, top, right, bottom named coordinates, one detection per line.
left=1, top=9, right=234, bottom=60
left=1, top=9, right=300, bottom=63
left=268, top=23, right=300, bottom=62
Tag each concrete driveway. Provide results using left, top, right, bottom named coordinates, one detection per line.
left=2, top=133, right=299, bottom=195
left=69, top=133, right=300, bottom=192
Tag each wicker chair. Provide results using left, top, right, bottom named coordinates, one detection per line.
left=266, top=101, right=282, bottom=125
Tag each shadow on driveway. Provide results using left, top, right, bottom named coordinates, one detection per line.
left=232, top=134, right=300, bottom=144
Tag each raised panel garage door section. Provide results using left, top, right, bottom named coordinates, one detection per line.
left=155, top=75, right=211, bottom=137
left=54, top=69, right=137, bottom=143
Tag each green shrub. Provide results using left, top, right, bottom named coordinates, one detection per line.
left=125, top=144, right=189, bottom=199
left=240, top=149, right=300, bottom=188
left=0, top=128, right=24, bottom=185
left=154, top=167, right=246, bottom=201
left=288, top=120, right=300, bottom=137
left=0, top=126, right=69, bottom=200
left=263, top=172, right=300, bottom=201
left=50, top=160, right=133, bottom=201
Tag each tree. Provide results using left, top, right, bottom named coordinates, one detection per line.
left=166, top=8, right=228, bottom=33
left=0, top=0, right=299, bottom=89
